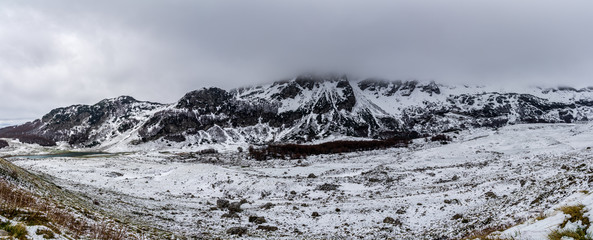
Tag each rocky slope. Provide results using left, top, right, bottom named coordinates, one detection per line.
left=1, top=75, right=593, bottom=149
left=8, top=123, right=593, bottom=239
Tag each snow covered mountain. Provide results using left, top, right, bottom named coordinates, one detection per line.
left=1, top=74, right=593, bottom=150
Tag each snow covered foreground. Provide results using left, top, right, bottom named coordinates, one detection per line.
left=5, top=123, right=593, bottom=239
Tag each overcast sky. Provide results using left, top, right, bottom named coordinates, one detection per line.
left=1, top=0, right=593, bottom=120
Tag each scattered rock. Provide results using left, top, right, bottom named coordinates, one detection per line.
left=484, top=191, right=498, bottom=199
left=261, top=202, right=275, bottom=210
left=307, top=173, right=317, bottom=178
left=249, top=216, right=267, bottom=224
left=316, top=183, right=340, bottom=191
left=226, top=227, right=247, bottom=236
left=312, top=212, right=320, bottom=218
left=106, top=171, right=124, bottom=177
left=199, top=148, right=218, bottom=154
left=255, top=217, right=266, bottom=224
left=383, top=217, right=402, bottom=226
left=228, top=201, right=244, bottom=213
left=217, top=199, right=230, bottom=209
left=444, top=199, right=460, bottom=204
left=290, top=190, right=297, bottom=195
left=0, top=230, right=10, bottom=237
left=221, top=213, right=241, bottom=219
left=257, top=225, right=278, bottom=231
left=36, top=228, right=55, bottom=239
left=0, top=140, right=8, bottom=149
left=335, top=208, right=341, bottom=212
left=451, top=213, right=463, bottom=220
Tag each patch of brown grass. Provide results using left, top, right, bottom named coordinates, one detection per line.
left=558, top=205, right=589, bottom=228
left=36, top=228, right=55, bottom=239
left=0, top=221, right=28, bottom=240
left=548, top=227, right=592, bottom=240
left=458, top=223, right=517, bottom=240
left=535, top=212, right=547, bottom=221
left=0, top=179, right=132, bottom=239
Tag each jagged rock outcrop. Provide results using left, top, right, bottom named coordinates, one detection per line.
left=0, top=96, right=163, bottom=146
left=1, top=75, right=592, bottom=148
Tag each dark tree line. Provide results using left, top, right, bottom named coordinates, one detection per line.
left=430, top=134, right=452, bottom=143
left=248, top=137, right=411, bottom=160
left=15, top=135, right=56, bottom=146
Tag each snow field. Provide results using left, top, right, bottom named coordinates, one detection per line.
left=4, top=123, right=593, bottom=239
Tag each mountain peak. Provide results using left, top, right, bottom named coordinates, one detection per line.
left=1, top=78, right=593, bottom=149
left=98, top=96, right=138, bottom=105
left=176, top=87, right=231, bottom=110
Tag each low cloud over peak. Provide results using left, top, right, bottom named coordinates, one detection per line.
left=1, top=0, right=592, bottom=118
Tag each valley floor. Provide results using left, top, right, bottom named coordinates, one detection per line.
left=3, top=123, right=593, bottom=239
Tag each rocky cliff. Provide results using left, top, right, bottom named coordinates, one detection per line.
left=1, top=75, right=592, bottom=149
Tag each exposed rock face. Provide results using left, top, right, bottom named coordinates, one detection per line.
left=0, top=96, right=163, bottom=147
left=2, top=75, right=593, bottom=148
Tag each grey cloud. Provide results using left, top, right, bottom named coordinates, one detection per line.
left=1, top=0, right=593, bottom=119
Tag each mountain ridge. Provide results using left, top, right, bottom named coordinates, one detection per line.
left=1, top=75, right=593, bottom=151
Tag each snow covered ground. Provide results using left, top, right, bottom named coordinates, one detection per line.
left=488, top=190, right=593, bottom=239
left=3, top=123, right=593, bottom=239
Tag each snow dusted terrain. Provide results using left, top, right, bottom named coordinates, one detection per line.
left=2, top=76, right=593, bottom=239
left=4, top=123, right=593, bottom=239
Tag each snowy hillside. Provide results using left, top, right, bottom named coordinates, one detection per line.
left=1, top=75, right=593, bottom=151
left=4, top=123, right=593, bottom=239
